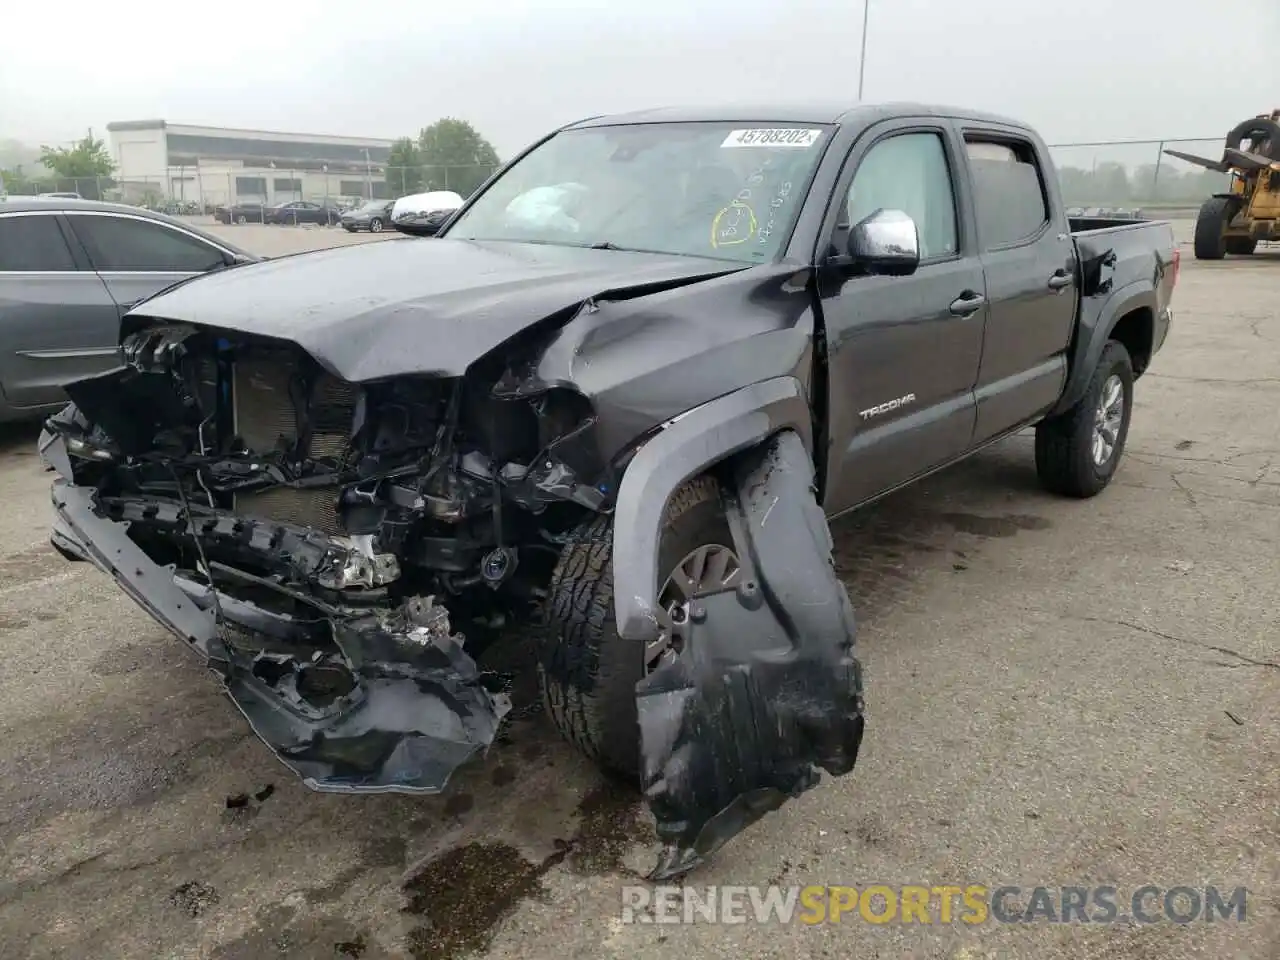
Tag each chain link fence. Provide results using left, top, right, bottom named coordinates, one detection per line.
left=1046, top=137, right=1226, bottom=211
left=0, top=165, right=502, bottom=216
left=1, top=138, right=1235, bottom=217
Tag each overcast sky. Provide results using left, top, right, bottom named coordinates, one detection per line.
left=3, top=0, right=1278, bottom=157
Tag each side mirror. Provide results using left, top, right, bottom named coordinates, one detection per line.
left=846, top=208, right=920, bottom=277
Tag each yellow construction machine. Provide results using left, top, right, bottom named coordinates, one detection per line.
left=1166, top=111, right=1280, bottom=260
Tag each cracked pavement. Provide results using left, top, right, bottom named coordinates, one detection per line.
left=0, top=224, right=1276, bottom=959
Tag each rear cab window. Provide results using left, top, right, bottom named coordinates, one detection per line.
left=0, top=214, right=79, bottom=271
left=963, top=136, right=1050, bottom=249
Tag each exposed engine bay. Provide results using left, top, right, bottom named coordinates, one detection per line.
left=42, top=322, right=617, bottom=793
left=64, top=322, right=615, bottom=589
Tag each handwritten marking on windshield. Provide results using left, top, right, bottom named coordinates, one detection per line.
left=758, top=181, right=794, bottom=246
left=711, top=201, right=758, bottom=247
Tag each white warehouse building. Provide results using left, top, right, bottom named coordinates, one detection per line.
left=106, top=120, right=395, bottom=208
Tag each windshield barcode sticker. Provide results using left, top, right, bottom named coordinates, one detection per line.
left=721, top=128, right=823, bottom=149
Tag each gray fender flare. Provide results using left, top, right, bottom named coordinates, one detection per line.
left=1050, top=280, right=1156, bottom=416
left=610, top=375, right=813, bottom=641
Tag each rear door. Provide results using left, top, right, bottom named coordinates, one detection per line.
left=817, top=118, right=987, bottom=515
left=958, top=129, right=1077, bottom=444
left=0, top=210, right=121, bottom=408
left=63, top=211, right=233, bottom=317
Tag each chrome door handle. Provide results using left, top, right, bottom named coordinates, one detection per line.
left=949, top=292, right=986, bottom=317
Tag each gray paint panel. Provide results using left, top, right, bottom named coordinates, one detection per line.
left=611, top=376, right=812, bottom=641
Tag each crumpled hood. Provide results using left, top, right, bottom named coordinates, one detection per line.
left=127, top=238, right=742, bottom=382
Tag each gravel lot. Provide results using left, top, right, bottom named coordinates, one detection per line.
left=0, top=224, right=1276, bottom=960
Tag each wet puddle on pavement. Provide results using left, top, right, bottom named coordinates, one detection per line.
left=401, top=779, right=650, bottom=958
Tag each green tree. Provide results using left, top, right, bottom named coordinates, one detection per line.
left=0, top=164, right=32, bottom=195
left=387, top=137, right=424, bottom=197
left=38, top=129, right=115, bottom=199
left=416, top=118, right=501, bottom=198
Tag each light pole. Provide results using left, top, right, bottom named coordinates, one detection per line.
left=857, top=0, right=870, bottom=100
left=363, top=149, right=372, bottom=200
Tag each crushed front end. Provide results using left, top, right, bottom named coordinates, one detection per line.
left=40, top=321, right=608, bottom=794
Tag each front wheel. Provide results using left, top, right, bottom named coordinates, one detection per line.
left=369, top=218, right=383, bottom=233
left=538, top=475, right=738, bottom=781
left=235, top=214, right=247, bottom=225
left=1034, top=340, right=1134, bottom=498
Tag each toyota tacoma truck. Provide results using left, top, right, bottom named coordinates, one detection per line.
left=39, top=102, right=1177, bottom=878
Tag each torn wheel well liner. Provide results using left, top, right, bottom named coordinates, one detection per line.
left=610, top=375, right=813, bottom=642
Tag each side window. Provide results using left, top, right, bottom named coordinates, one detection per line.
left=843, top=131, right=957, bottom=261
left=964, top=137, right=1049, bottom=248
left=0, top=215, right=78, bottom=271
left=68, top=215, right=226, bottom=272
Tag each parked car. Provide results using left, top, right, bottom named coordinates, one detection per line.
left=213, top=202, right=268, bottom=224
left=40, top=102, right=1177, bottom=879
left=265, top=201, right=340, bottom=226
left=390, top=208, right=455, bottom=237
left=340, top=199, right=395, bottom=233
left=0, top=198, right=256, bottom=422
left=154, top=200, right=202, bottom=216
left=391, top=189, right=463, bottom=222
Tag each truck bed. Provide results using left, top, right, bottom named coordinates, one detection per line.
left=1068, top=215, right=1169, bottom=235
left=1045, top=214, right=1177, bottom=421
left=1067, top=216, right=1177, bottom=298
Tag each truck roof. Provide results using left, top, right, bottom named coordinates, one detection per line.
left=569, top=101, right=1029, bottom=131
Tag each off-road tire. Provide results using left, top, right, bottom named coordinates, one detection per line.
left=1193, top=196, right=1236, bottom=260
left=1225, top=236, right=1257, bottom=256
left=1225, top=117, right=1280, bottom=160
left=1035, top=340, right=1134, bottom=498
left=539, top=475, right=731, bottom=781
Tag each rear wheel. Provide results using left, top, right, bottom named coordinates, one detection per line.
left=235, top=214, right=247, bottom=225
left=1193, top=196, right=1236, bottom=260
left=1035, top=340, right=1134, bottom=498
left=538, top=476, right=737, bottom=781
left=369, top=218, right=383, bottom=233
left=1225, top=236, right=1257, bottom=256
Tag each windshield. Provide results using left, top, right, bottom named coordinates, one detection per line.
left=444, top=122, right=831, bottom=262
left=360, top=201, right=385, bottom=211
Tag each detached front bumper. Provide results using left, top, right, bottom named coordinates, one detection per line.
left=48, top=475, right=510, bottom=795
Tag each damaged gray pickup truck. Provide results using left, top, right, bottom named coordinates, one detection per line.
left=40, top=102, right=1177, bottom=878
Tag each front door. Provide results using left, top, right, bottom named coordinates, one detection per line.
left=0, top=210, right=121, bottom=409
left=818, top=121, right=987, bottom=516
